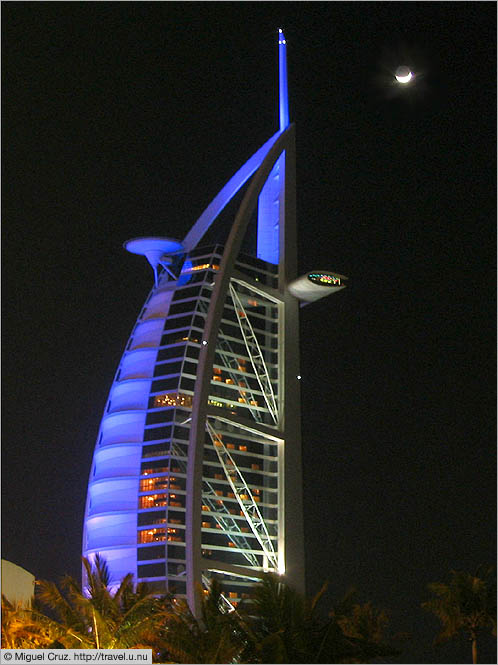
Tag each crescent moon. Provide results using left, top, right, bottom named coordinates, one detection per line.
left=395, top=70, right=413, bottom=84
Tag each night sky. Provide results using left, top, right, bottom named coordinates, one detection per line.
left=2, top=3, right=496, bottom=663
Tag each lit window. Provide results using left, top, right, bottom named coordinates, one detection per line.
left=138, top=528, right=166, bottom=544
left=181, top=263, right=220, bottom=274
left=154, top=393, right=193, bottom=408
left=239, top=445, right=247, bottom=452
left=208, top=399, right=224, bottom=408
left=139, top=494, right=167, bottom=509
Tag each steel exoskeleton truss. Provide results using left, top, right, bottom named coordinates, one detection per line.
left=185, top=125, right=304, bottom=618
left=205, top=420, right=278, bottom=570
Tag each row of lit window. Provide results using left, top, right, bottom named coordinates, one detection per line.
left=139, top=494, right=183, bottom=509
left=154, top=393, right=193, bottom=408
left=138, top=528, right=183, bottom=544
left=139, top=494, right=168, bottom=508
left=142, top=466, right=169, bottom=476
left=211, top=464, right=260, bottom=481
left=202, top=505, right=247, bottom=516
left=181, top=263, right=220, bottom=274
left=214, top=359, right=246, bottom=371
left=208, top=400, right=242, bottom=413
left=210, top=489, right=261, bottom=502
left=138, top=529, right=254, bottom=548
left=211, top=436, right=248, bottom=452
left=212, top=377, right=253, bottom=387
left=201, top=521, right=250, bottom=533
left=140, top=478, right=181, bottom=492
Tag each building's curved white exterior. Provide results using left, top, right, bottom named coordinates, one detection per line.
left=83, top=31, right=344, bottom=614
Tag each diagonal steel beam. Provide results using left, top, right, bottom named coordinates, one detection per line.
left=228, top=283, right=278, bottom=424
left=205, top=420, right=278, bottom=570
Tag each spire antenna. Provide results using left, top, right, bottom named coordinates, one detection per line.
left=278, top=28, right=289, bottom=131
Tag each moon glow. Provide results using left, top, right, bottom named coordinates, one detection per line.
left=395, top=65, right=413, bottom=83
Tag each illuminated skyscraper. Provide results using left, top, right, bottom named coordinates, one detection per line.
left=82, top=30, right=346, bottom=614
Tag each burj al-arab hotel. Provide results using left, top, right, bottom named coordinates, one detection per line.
left=83, top=30, right=346, bottom=614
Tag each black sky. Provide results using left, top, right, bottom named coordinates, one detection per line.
left=2, top=3, right=496, bottom=663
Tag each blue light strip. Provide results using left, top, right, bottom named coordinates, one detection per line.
left=256, top=29, right=289, bottom=264
left=256, top=154, right=282, bottom=264
left=278, top=28, right=289, bottom=131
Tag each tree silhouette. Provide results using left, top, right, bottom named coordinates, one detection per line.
left=155, top=579, right=243, bottom=663
left=236, top=574, right=399, bottom=663
left=4, top=559, right=400, bottom=663
left=34, top=555, right=163, bottom=649
left=422, top=566, right=497, bottom=663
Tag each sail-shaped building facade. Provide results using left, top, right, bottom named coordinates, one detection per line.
left=82, top=30, right=345, bottom=613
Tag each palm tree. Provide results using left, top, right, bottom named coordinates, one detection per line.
left=422, top=566, right=497, bottom=663
left=235, top=573, right=316, bottom=663
left=1, top=595, right=64, bottom=648
left=4, top=559, right=400, bottom=663
left=235, top=574, right=398, bottom=664
left=330, top=587, right=402, bottom=664
left=34, top=555, right=164, bottom=650
left=156, top=579, right=243, bottom=663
